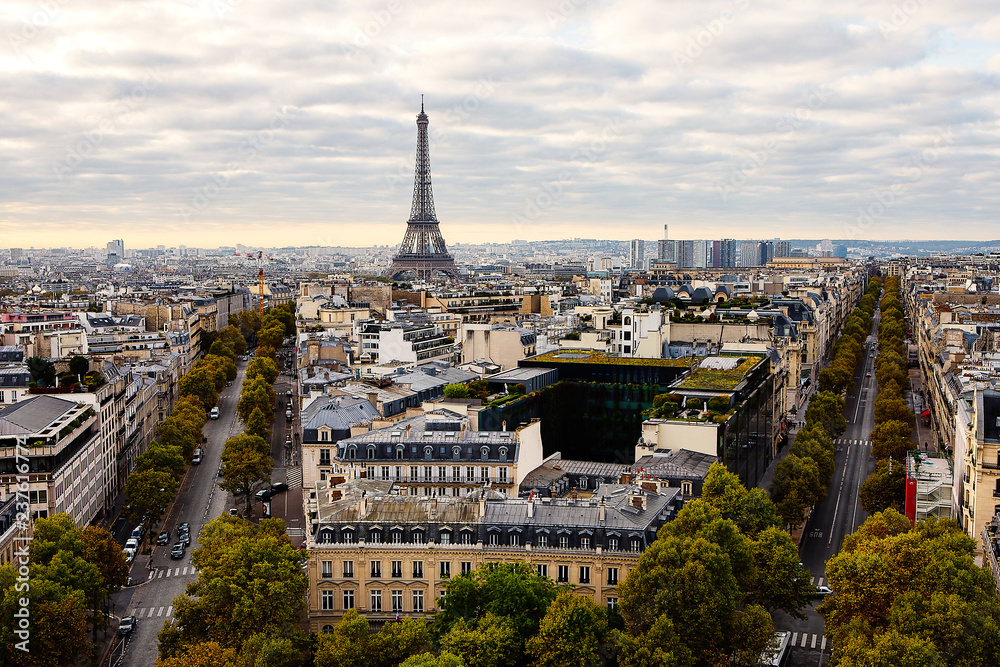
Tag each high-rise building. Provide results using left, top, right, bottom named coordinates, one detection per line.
left=738, top=241, right=762, bottom=267
left=629, top=239, right=645, bottom=270
left=833, top=244, right=848, bottom=258
left=774, top=240, right=791, bottom=258
left=711, top=239, right=737, bottom=268
left=656, top=225, right=673, bottom=263
left=106, top=239, right=124, bottom=265
left=675, top=240, right=707, bottom=269
left=763, top=241, right=775, bottom=264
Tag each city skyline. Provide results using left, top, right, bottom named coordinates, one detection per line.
left=3, top=1, right=1000, bottom=247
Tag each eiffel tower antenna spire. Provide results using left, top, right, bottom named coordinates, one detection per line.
left=385, top=100, right=459, bottom=281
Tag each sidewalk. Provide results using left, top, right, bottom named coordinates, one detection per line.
left=908, top=369, right=935, bottom=452
left=757, top=386, right=817, bottom=491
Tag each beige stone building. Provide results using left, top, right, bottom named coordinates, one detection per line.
left=304, top=478, right=683, bottom=631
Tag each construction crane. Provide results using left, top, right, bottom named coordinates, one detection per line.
left=238, top=251, right=273, bottom=314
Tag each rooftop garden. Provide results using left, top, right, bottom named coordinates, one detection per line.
left=676, top=355, right=764, bottom=391
left=531, top=350, right=694, bottom=367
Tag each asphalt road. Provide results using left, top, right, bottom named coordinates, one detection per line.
left=776, top=308, right=881, bottom=660
left=109, top=360, right=248, bottom=667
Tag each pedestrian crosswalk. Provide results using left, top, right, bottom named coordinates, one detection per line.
left=834, top=438, right=871, bottom=447
left=130, top=605, right=175, bottom=620
left=788, top=632, right=828, bottom=651
left=147, top=566, right=193, bottom=581
left=811, top=576, right=827, bottom=586
left=286, top=466, right=302, bottom=488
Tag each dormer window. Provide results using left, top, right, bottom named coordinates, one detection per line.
left=367, top=446, right=376, bottom=460
left=452, top=446, right=461, bottom=460
left=481, top=446, right=489, bottom=461
left=498, top=446, right=508, bottom=462
left=424, top=446, right=433, bottom=461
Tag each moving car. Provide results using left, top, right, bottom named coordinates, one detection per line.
left=123, top=548, right=136, bottom=564
left=156, top=531, right=170, bottom=546
left=178, top=522, right=190, bottom=536
left=130, top=526, right=144, bottom=541
left=210, top=407, right=220, bottom=420
left=118, top=615, right=136, bottom=636
left=814, top=585, right=834, bottom=597
left=178, top=532, right=190, bottom=546
left=285, top=409, right=293, bottom=422
left=256, top=482, right=290, bottom=502
left=192, top=448, right=203, bottom=465
left=170, top=543, right=186, bottom=559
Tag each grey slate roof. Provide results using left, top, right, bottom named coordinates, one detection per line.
left=301, top=395, right=381, bottom=441
left=0, top=395, right=80, bottom=436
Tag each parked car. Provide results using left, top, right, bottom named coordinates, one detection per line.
left=156, top=531, right=170, bottom=546
left=285, top=434, right=291, bottom=446
left=210, top=407, right=220, bottom=420
left=192, top=448, right=203, bottom=465
left=125, top=538, right=139, bottom=551
left=178, top=522, right=190, bottom=536
left=130, top=526, right=144, bottom=541
left=170, top=543, right=186, bottom=559
left=123, top=548, right=136, bottom=564
left=814, top=585, right=834, bottom=597
left=218, top=466, right=224, bottom=477
left=229, top=508, right=239, bottom=517
left=118, top=615, right=136, bottom=636
left=285, top=409, right=293, bottom=422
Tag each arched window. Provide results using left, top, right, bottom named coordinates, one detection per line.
left=348, top=446, right=357, bottom=460
left=322, top=625, right=334, bottom=634
left=681, top=481, right=692, bottom=496
left=498, top=446, right=508, bottom=462
left=424, top=446, right=433, bottom=461
left=623, top=316, right=631, bottom=326
left=396, top=446, right=404, bottom=460
left=481, top=446, right=489, bottom=461
left=452, top=446, right=461, bottom=461
left=367, top=446, right=376, bottom=460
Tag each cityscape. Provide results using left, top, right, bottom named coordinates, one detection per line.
left=4, top=2, right=1000, bottom=667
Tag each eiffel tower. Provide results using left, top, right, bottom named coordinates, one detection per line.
left=386, top=99, right=460, bottom=281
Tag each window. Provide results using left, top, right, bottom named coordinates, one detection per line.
left=459, top=531, right=472, bottom=545
left=413, top=531, right=424, bottom=544
left=537, top=564, right=548, bottom=578
left=607, top=537, right=618, bottom=551
left=581, top=537, right=590, bottom=549
left=481, top=446, right=489, bottom=461
left=607, top=567, right=619, bottom=585
left=320, top=431, right=329, bottom=442
left=391, top=531, right=402, bottom=544
left=424, top=446, right=433, bottom=461
left=322, top=625, right=334, bottom=634
left=367, top=446, right=375, bottom=460
left=559, top=536, right=568, bottom=549
left=607, top=598, right=618, bottom=611
left=557, top=565, right=569, bottom=583
left=319, top=449, right=331, bottom=466
left=623, top=330, right=631, bottom=341
left=370, top=531, right=382, bottom=544
left=498, top=467, right=509, bottom=483
left=498, top=447, right=508, bottom=462
left=579, top=566, right=590, bottom=584
left=370, top=561, right=382, bottom=578
left=395, top=465, right=403, bottom=480
left=440, top=531, right=451, bottom=544
left=396, top=448, right=404, bottom=460
left=381, top=466, right=390, bottom=481
left=344, top=561, right=354, bottom=578
left=343, top=590, right=355, bottom=609
left=681, top=481, right=692, bottom=495
left=321, top=561, right=333, bottom=578
left=392, top=590, right=403, bottom=612
left=452, top=467, right=461, bottom=482
left=342, top=531, right=355, bottom=544
left=391, top=561, right=403, bottom=578
left=438, top=466, right=446, bottom=481
left=423, top=467, right=432, bottom=481
left=440, top=561, right=451, bottom=578
left=510, top=534, right=520, bottom=547
left=537, top=535, right=548, bottom=548
left=466, top=466, right=475, bottom=482
left=410, top=466, right=418, bottom=481
left=412, top=561, right=423, bottom=578
left=630, top=538, right=641, bottom=552
left=488, top=533, right=499, bottom=546
left=348, top=446, right=357, bottom=460
left=29, top=490, right=47, bottom=505
left=413, top=590, right=424, bottom=613
left=452, top=446, right=461, bottom=460
left=321, top=590, right=334, bottom=610
left=370, top=590, right=382, bottom=612
left=579, top=477, right=588, bottom=490
left=461, top=561, right=472, bottom=575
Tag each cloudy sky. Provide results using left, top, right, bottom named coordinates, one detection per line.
left=2, top=0, right=999, bottom=249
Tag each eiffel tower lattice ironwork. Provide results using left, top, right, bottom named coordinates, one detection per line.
left=386, top=99, right=459, bottom=281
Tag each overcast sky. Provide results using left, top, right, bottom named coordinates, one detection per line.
left=2, top=0, right=999, bottom=250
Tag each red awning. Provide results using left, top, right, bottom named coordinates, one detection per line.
left=921, top=409, right=930, bottom=417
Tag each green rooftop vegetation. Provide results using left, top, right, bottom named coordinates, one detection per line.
left=531, top=350, right=694, bottom=367
left=676, top=355, right=764, bottom=391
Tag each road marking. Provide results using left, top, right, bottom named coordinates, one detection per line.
left=157, top=569, right=164, bottom=578
left=182, top=566, right=189, bottom=575
left=801, top=633, right=808, bottom=648
left=828, top=445, right=852, bottom=547
left=821, top=636, right=827, bottom=651
left=790, top=632, right=798, bottom=646
left=167, top=605, right=173, bottom=617
left=157, top=606, right=164, bottom=617
left=812, top=634, right=818, bottom=649
left=811, top=577, right=817, bottom=585
left=175, top=568, right=180, bottom=577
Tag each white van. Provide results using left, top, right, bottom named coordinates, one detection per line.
left=210, top=407, right=220, bottom=420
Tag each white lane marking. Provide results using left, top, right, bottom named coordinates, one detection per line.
left=157, top=569, right=164, bottom=578
left=790, top=632, right=798, bottom=646
left=182, top=566, right=189, bottom=576
left=828, top=444, right=852, bottom=547
left=157, top=606, right=165, bottom=617
left=821, top=636, right=827, bottom=651
left=800, top=633, right=808, bottom=648
left=811, top=634, right=818, bottom=649
left=167, top=605, right=173, bottom=617
left=811, top=577, right=817, bottom=585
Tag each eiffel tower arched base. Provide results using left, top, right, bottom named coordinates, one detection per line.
left=385, top=255, right=460, bottom=281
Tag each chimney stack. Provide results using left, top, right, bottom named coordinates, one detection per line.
left=367, top=392, right=380, bottom=412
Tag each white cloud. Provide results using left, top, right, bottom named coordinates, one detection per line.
left=1, top=0, right=1000, bottom=248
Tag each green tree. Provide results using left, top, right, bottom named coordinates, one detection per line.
left=125, top=469, right=178, bottom=525
left=436, top=563, right=560, bottom=643
left=769, top=454, right=823, bottom=528
left=26, top=356, right=56, bottom=387
left=858, top=459, right=905, bottom=514
left=219, top=434, right=272, bottom=513
left=258, top=324, right=285, bottom=350
left=746, top=526, right=813, bottom=618
left=238, top=376, right=275, bottom=424
left=313, top=609, right=429, bottom=667
left=68, top=355, right=89, bottom=379
left=805, top=391, right=847, bottom=437
left=443, top=383, right=470, bottom=399
left=155, top=640, right=237, bottom=667
left=700, top=463, right=781, bottom=538
left=156, top=417, right=201, bottom=460
left=0, top=572, right=89, bottom=667
left=218, top=325, right=247, bottom=357
left=180, top=366, right=219, bottom=410
left=870, top=420, right=912, bottom=460
left=158, top=518, right=307, bottom=658
left=873, top=393, right=913, bottom=426
left=245, top=406, right=271, bottom=441
left=526, top=590, right=609, bottom=667
left=209, top=340, right=235, bottom=362
left=136, top=442, right=186, bottom=482
left=400, top=652, right=465, bottom=667
left=730, top=604, right=775, bottom=667
left=440, top=614, right=521, bottom=667
left=246, top=356, right=279, bottom=385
